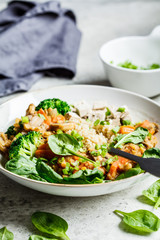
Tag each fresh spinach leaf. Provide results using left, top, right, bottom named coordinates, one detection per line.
left=48, top=134, right=95, bottom=164
left=143, top=148, right=160, bottom=158
left=29, top=235, right=57, bottom=240
left=36, top=160, right=63, bottom=183
left=32, top=212, right=70, bottom=240
left=5, top=156, right=37, bottom=176
left=142, top=179, right=160, bottom=209
left=114, top=127, right=149, bottom=148
left=0, top=227, right=14, bottom=240
left=114, top=209, right=160, bottom=233
left=63, top=168, right=104, bottom=184
left=116, top=165, right=144, bottom=180
left=28, top=173, right=47, bottom=182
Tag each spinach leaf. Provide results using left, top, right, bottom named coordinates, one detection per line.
left=29, top=235, right=57, bottom=240
left=28, top=174, right=47, bottom=182
left=142, top=179, right=160, bottom=209
left=5, top=156, right=37, bottom=176
left=32, top=212, right=70, bottom=240
left=116, top=165, right=144, bottom=180
left=114, top=127, right=149, bottom=148
left=63, top=168, right=104, bottom=184
left=48, top=134, right=95, bottom=164
left=143, top=148, right=160, bottom=158
left=114, top=209, right=160, bottom=232
left=36, top=160, right=63, bottom=183
left=0, top=227, right=14, bottom=240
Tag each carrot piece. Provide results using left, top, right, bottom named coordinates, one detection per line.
left=119, top=125, right=135, bottom=134
left=37, top=109, right=51, bottom=125
left=52, top=114, right=65, bottom=123
left=138, top=120, right=155, bottom=135
left=107, top=156, right=129, bottom=180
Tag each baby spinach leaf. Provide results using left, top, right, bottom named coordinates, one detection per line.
left=142, top=179, right=160, bottom=209
left=63, top=168, right=104, bottom=184
left=114, top=209, right=160, bottom=233
left=0, top=227, right=14, bottom=240
left=143, top=148, right=160, bottom=158
left=114, top=127, right=149, bottom=148
left=116, top=165, right=144, bottom=180
left=48, top=134, right=95, bottom=164
left=28, top=173, right=47, bottom=182
left=29, top=235, right=57, bottom=240
left=36, top=160, right=63, bottom=183
left=32, top=212, right=70, bottom=240
left=5, top=156, right=37, bottom=176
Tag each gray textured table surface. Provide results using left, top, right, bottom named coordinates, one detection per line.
left=0, top=1, right=160, bottom=240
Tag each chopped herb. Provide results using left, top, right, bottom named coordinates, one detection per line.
left=117, top=107, right=125, bottom=113
left=50, top=157, right=58, bottom=164
left=21, top=116, right=29, bottom=123
left=122, top=120, right=131, bottom=125
left=71, top=130, right=84, bottom=141
left=57, top=129, right=63, bottom=134
left=94, top=119, right=100, bottom=126
left=100, top=121, right=110, bottom=125
left=105, top=107, right=111, bottom=116
left=95, top=144, right=100, bottom=150
left=139, top=143, right=144, bottom=148
left=15, top=132, right=23, bottom=139
left=112, top=126, right=120, bottom=134
left=38, top=113, right=46, bottom=120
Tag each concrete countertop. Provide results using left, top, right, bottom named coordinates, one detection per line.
left=0, top=1, right=160, bottom=240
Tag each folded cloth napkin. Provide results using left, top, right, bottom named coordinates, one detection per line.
left=0, top=0, right=81, bottom=97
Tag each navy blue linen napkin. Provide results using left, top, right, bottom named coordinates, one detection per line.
left=0, top=1, right=81, bottom=97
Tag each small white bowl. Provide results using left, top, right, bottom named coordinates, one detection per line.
left=99, top=26, right=160, bottom=97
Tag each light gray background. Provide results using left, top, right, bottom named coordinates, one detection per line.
left=0, top=1, right=160, bottom=239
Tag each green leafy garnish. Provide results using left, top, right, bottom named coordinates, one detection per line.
left=48, top=134, right=95, bottom=164
left=116, top=165, right=144, bottom=180
left=114, top=127, right=148, bottom=148
left=143, top=148, right=160, bottom=158
left=0, top=227, right=14, bottom=240
left=105, top=107, right=111, bottom=116
left=143, top=180, right=160, bottom=209
left=29, top=236, right=57, bottom=240
left=114, top=209, right=160, bottom=232
left=21, top=116, right=29, bottom=123
left=122, top=119, right=131, bottom=125
left=32, top=212, right=70, bottom=240
left=117, top=107, right=125, bottom=113
left=94, top=119, right=100, bottom=126
left=5, top=156, right=37, bottom=176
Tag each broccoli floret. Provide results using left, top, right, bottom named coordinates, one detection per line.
left=5, top=125, right=17, bottom=138
left=9, top=131, right=42, bottom=160
left=35, top=98, right=71, bottom=115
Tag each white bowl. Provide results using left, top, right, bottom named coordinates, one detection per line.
left=99, top=26, right=160, bottom=97
left=0, top=85, right=160, bottom=197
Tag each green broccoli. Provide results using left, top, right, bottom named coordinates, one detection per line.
left=9, top=131, right=42, bottom=160
left=35, top=98, right=71, bottom=115
left=5, top=125, right=17, bottom=138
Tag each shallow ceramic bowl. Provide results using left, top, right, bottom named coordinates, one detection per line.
left=99, top=26, right=160, bottom=97
left=0, top=85, right=160, bottom=197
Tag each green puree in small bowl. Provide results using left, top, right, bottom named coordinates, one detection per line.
left=110, top=60, right=160, bottom=70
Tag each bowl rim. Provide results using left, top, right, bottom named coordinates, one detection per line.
left=0, top=84, right=159, bottom=188
left=99, top=36, right=160, bottom=73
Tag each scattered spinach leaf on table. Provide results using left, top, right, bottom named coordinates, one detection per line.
left=29, top=235, right=57, bottom=240
left=48, top=133, right=95, bottom=164
left=143, top=148, right=160, bottom=158
left=114, top=209, right=160, bottom=233
left=0, top=226, right=14, bottom=240
left=32, top=212, right=70, bottom=240
left=143, top=179, right=160, bottom=209
left=114, top=127, right=149, bottom=148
